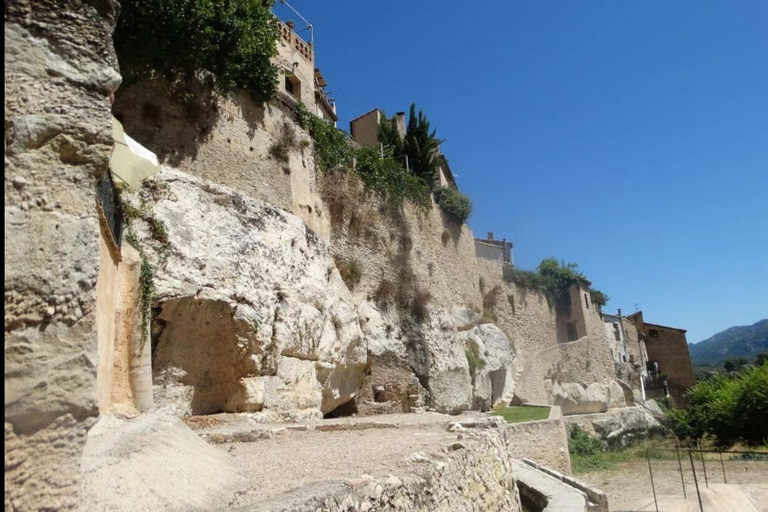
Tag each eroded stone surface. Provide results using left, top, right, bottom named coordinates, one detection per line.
left=130, top=168, right=369, bottom=417
left=5, top=0, right=120, bottom=509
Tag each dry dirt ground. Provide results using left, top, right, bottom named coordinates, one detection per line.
left=82, top=411, right=486, bottom=510
left=186, top=412, right=486, bottom=508
left=578, top=459, right=768, bottom=511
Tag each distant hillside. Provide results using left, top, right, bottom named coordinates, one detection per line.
left=689, top=319, right=768, bottom=365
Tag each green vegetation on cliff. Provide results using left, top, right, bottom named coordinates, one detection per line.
left=115, top=0, right=279, bottom=103
left=297, top=104, right=432, bottom=210
left=505, top=258, right=609, bottom=308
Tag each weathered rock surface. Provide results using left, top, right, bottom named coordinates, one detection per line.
left=129, top=170, right=521, bottom=420
left=130, top=168, right=371, bottom=418
left=81, top=412, right=247, bottom=511
left=548, top=380, right=627, bottom=415
left=5, top=0, right=121, bottom=509
left=564, top=406, right=662, bottom=447
left=407, top=307, right=518, bottom=414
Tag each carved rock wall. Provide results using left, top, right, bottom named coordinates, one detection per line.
left=4, top=0, right=121, bottom=509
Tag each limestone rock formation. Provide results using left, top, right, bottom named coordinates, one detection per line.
left=565, top=406, right=662, bottom=447
left=5, top=0, right=121, bottom=509
left=128, top=168, right=371, bottom=419
left=403, top=307, right=518, bottom=414
left=548, top=380, right=627, bottom=415
left=127, top=169, right=522, bottom=420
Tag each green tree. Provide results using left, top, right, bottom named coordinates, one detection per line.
left=669, top=364, right=768, bottom=446
left=757, top=352, right=768, bottom=366
left=403, top=103, right=440, bottom=186
left=115, top=0, right=279, bottom=103
left=723, top=357, right=748, bottom=373
left=377, top=112, right=404, bottom=158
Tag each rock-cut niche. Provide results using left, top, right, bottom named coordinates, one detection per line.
left=153, top=298, right=246, bottom=415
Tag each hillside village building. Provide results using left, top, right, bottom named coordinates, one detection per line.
left=275, top=20, right=337, bottom=124
left=474, top=232, right=513, bottom=265
left=349, top=108, right=459, bottom=190
left=626, top=311, right=696, bottom=405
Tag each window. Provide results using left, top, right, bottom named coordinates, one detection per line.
left=613, top=323, right=621, bottom=341
left=649, top=329, right=660, bottom=338
left=584, top=293, right=589, bottom=308
left=285, top=75, right=301, bottom=100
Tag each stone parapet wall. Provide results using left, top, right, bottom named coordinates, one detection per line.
left=504, top=406, right=572, bottom=474
left=226, top=428, right=521, bottom=512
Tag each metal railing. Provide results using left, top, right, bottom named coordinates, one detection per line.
left=644, top=445, right=767, bottom=512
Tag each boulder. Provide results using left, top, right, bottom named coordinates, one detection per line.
left=565, top=406, right=662, bottom=447
left=132, top=168, right=374, bottom=418
left=550, top=380, right=630, bottom=416
left=550, top=382, right=609, bottom=415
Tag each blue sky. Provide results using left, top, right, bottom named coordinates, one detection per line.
left=275, top=1, right=768, bottom=343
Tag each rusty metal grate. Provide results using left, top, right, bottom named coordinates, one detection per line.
left=96, top=170, right=123, bottom=248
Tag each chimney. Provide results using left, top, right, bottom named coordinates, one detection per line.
left=487, top=232, right=494, bottom=240
left=286, top=20, right=295, bottom=29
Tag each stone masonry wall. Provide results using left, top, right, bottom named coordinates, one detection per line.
left=113, top=83, right=331, bottom=239
left=474, top=259, right=617, bottom=405
left=504, top=406, right=572, bottom=474
left=326, top=174, right=482, bottom=310
left=644, top=327, right=696, bottom=407
left=5, top=0, right=121, bottom=509
left=226, top=428, right=522, bottom=512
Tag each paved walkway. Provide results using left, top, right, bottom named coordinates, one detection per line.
left=625, top=483, right=768, bottom=512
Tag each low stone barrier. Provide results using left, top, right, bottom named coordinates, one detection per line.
left=504, top=406, right=572, bottom=474
left=520, top=459, right=608, bottom=512
left=226, top=428, right=522, bottom=512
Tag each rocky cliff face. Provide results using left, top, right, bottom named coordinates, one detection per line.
left=126, top=169, right=519, bottom=420
left=4, top=0, right=122, bottom=509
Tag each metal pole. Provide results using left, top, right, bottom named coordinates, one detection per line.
left=699, top=444, right=709, bottom=488
left=720, top=452, right=727, bottom=484
left=647, top=450, right=659, bottom=512
left=677, top=446, right=687, bottom=498
left=405, top=154, right=409, bottom=173
left=689, top=450, right=705, bottom=512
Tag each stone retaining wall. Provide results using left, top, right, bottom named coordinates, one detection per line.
left=505, top=406, right=572, bottom=474
left=226, top=428, right=522, bottom=512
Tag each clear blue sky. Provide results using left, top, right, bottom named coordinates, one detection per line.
left=275, top=1, right=768, bottom=344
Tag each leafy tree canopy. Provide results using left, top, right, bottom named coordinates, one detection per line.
left=115, top=0, right=279, bottom=103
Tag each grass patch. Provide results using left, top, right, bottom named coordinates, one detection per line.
left=334, top=256, right=362, bottom=290
left=465, top=340, right=486, bottom=378
left=489, top=405, right=550, bottom=424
